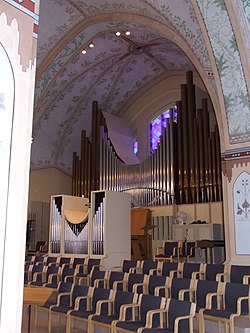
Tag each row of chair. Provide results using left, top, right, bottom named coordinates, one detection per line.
left=37, top=277, right=250, bottom=333
left=123, top=259, right=250, bottom=284
left=24, top=258, right=102, bottom=286
left=25, top=257, right=250, bottom=290
left=39, top=283, right=196, bottom=333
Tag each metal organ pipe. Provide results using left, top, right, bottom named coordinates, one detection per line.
left=71, top=72, right=222, bottom=206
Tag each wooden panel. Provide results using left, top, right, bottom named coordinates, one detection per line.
left=210, top=201, right=223, bottom=224
left=131, top=208, right=151, bottom=235
left=195, top=203, right=210, bottom=223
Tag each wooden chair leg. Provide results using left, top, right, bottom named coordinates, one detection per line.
left=48, top=311, right=52, bottom=333
left=66, top=315, right=72, bottom=333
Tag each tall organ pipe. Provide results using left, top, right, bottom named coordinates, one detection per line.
left=71, top=73, right=222, bottom=206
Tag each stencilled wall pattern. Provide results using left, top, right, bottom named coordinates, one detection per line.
left=197, top=0, right=250, bottom=143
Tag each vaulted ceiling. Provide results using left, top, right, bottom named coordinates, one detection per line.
left=32, top=0, right=215, bottom=174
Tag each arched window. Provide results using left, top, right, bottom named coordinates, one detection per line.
left=150, top=106, right=177, bottom=152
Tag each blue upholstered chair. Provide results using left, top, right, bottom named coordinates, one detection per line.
left=48, top=284, right=89, bottom=333
left=34, top=282, right=73, bottom=325
left=228, top=265, right=250, bottom=284
left=132, top=274, right=169, bottom=296
left=130, top=260, right=158, bottom=275
left=105, top=271, right=127, bottom=290
left=137, top=298, right=196, bottom=333
left=154, top=241, right=181, bottom=262
left=199, top=282, right=250, bottom=333
left=112, top=293, right=166, bottom=333
left=179, top=262, right=204, bottom=279
left=86, top=269, right=107, bottom=287
left=44, top=266, right=75, bottom=288
left=202, top=263, right=226, bottom=281
left=67, top=287, right=112, bottom=332
left=29, top=264, right=60, bottom=286
left=178, top=241, right=196, bottom=262
left=24, top=264, right=44, bottom=284
left=88, top=290, right=138, bottom=333
left=179, top=278, right=222, bottom=330
left=73, top=258, right=102, bottom=284
left=45, top=256, right=57, bottom=266
left=157, top=277, right=194, bottom=300
left=153, top=261, right=179, bottom=277
left=112, top=259, right=139, bottom=273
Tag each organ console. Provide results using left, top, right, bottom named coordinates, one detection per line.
left=71, top=71, right=222, bottom=207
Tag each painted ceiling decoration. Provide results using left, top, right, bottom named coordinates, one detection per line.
left=30, top=0, right=250, bottom=175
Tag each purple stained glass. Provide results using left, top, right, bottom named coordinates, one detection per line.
left=134, top=139, right=138, bottom=155
left=150, top=106, right=177, bottom=152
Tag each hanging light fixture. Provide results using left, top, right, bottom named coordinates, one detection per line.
left=89, top=42, right=94, bottom=48
left=116, top=31, right=121, bottom=36
left=125, top=30, right=131, bottom=36
left=81, top=49, right=87, bottom=54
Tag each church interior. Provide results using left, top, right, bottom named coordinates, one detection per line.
left=1, top=0, right=250, bottom=332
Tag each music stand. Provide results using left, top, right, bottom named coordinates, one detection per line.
left=140, top=224, right=157, bottom=260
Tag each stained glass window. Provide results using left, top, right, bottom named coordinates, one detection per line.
left=150, top=106, right=177, bottom=152
left=133, top=138, right=138, bottom=155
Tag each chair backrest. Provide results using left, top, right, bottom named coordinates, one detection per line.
left=71, top=257, right=86, bottom=268
left=89, top=269, right=106, bottom=287
left=182, top=263, right=201, bottom=278
left=122, top=259, right=139, bottom=273
left=163, top=241, right=179, bottom=257
left=166, top=298, right=196, bottom=333
left=33, top=255, right=45, bottom=265
left=45, top=265, right=60, bottom=280
left=113, top=290, right=137, bottom=318
left=58, top=281, right=73, bottom=293
left=180, top=241, right=196, bottom=258
left=25, top=255, right=34, bottom=264
left=59, top=257, right=71, bottom=267
left=46, top=256, right=57, bottom=266
left=127, top=273, right=145, bottom=292
left=86, top=258, right=101, bottom=274
left=195, top=279, right=220, bottom=309
left=71, top=285, right=89, bottom=306
left=204, top=263, right=225, bottom=281
left=138, top=294, right=165, bottom=326
left=31, top=264, right=44, bottom=278
left=91, top=287, right=111, bottom=312
left=170, top=277, right=193, bottom=300
left=147, top=275, right=168, bottom=296
left=61, top=267, right=75, bottom=281
left=224, top=282, right=250, bottom=314
left=230, top=265, right=250, bottom=284
left=141, top=260, right=158, bottom=275
left=108, top=271, right=126, bottom=289
left=161, top=262, right=179, bottom=277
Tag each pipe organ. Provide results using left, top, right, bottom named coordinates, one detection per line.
left=49, top=192, right=131, bottom=269
left=49, top=195, right=89, bottom=255
left=72, top=71, right=222, bottom=206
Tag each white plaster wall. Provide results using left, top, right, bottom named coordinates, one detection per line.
left=0, top=12, right=36, bottom=333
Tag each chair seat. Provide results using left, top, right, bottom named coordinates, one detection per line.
left=51, top=306, right=74, bottom=314
left=141, top=329, right=189, bottom=333
left=91, top=314, right=117, bottom=325
left=203, top=308, right=236, bottom=319
left=116, top=321, right=145, bottom=332
left=70, top=310, right=95, bottom=318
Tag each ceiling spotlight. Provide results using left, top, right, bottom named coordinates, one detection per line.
left=81, top=49, right=87, bottom=54
left=125, top=31, right=131, bottom=36
left=116, top=31, right=121, bottom=36
left=89, top=42, right=94, bottom=48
